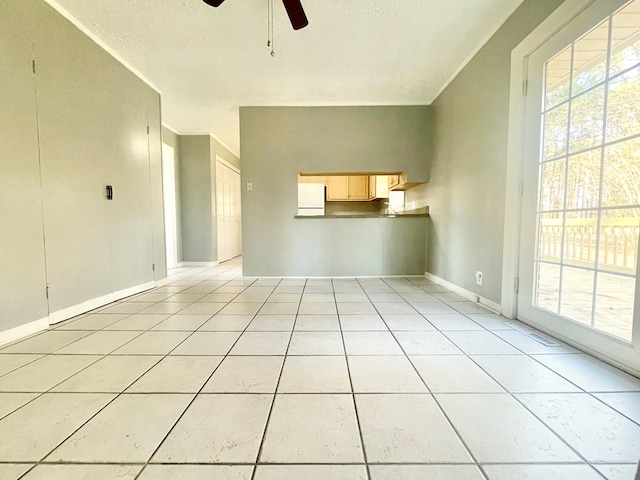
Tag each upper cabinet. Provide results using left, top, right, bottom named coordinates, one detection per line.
left=300, top=172, right=414, bottom=202
left=299, top=175, right=327, bottom=184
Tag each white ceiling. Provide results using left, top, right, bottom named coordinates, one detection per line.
left=49, top=0, right=526, bottom=155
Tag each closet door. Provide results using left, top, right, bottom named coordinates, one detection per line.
left=0, top=0, right=50, bottom=332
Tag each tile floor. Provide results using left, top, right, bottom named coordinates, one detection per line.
left=1, top=258, right=640, bottom=479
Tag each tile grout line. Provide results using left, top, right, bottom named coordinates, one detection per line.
left=335, top=278, right=372, bottom=480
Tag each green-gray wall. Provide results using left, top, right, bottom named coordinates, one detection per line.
left=0, top=0, right=165, bottom=336
left=240, top=106, right=431, bottom=276
left=425, top=0, right=565, bottom=303
left=179, top=135, right=240, bottom=263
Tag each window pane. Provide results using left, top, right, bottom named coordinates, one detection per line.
left=569, top=86, right=605, bottom=153
left=543, top=104, right=569, bottom=160
left=572, top=20, right=610, bottom=96
left=566, top=150, right=601, bottom=210
left=564, top=210, right=598, bottom=268
left=606, top=66, right=640, bottom=142
left=546, top=48, right=572, bottom=109
left=595, top=272, right=635, bottom=341
left=560, top=267, right=594, bottom=325
left=537, top=212, right=564, bottom=262
left=539, top=159, right=566, bottom=211
left=602, top=137, right=640, bottom=207
left=610, top=0, right=640, bottom=77
left=597, top=207, right=640, bottom=273
left=535, top=262, right=561, bottom=314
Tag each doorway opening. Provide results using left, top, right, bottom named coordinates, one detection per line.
left=162, top=143, right=178, bottom=270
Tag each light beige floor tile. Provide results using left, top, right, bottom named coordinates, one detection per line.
left=254, top=465, right=367, bottom=480
left=151, top=314, right=211, bottom=331
left=366, top=293, right=404, bottom=303
left=132, top=292, right=173, bottom=302
left=337, top=303, right=378, bottom=315
left=103, top=314, right=169, bottom=331
left=0, top=393, right=38, bottom=419
left=127, top=356, right=223, bottom=393
left=381, top=314, right=434, bottom=331
left=494, top=330, right=579, bottom=354
left=170, top=332, right=240, bottom=355
left=295, top=315, right=341, bottom=331
left=139, top=303, right=186, bottom=315
left=595, top=392, right=640, bottom=424
left=56, top=331, right=142, bottom=354
left=0, top=464, right=33, bottom=480
left=198, top=293, right=238, bottom=303
left=373, top=303, right=417, bottom=315
left=278, top=356, right=351, bottom=393
left=452, top=302, right=493, bottom=314
left=594, top=464, right=639, bottom=480
left=517, top=392, right=640, bottom=463
left=100, top=302, right=154, bottom=314
left=348, top=356, right=427, bottom=393
left=436, top=393, right=579, bottom=463
left=410, top=355, right=504, bottom=393
left=425, top=313, right=485, bottom=331
left=288, top=332, right=344, bottom=355
left=533, top=354, right=640, bottom=392
left=0, top=355, right=101, bottom=392
left=229, top=332, right=290, bottom=355
left=357, top=393, right=471, bottom=462
left=22, top=465, right=142, bottom=480
left=138, top=465, right=253, bottom=480
left=274, top=286, right=304, bottom=294
left=335, top=293, right=370, bottom=303
left=152, top=394, right=272, bottom=463
left=473, top=355, right=580, bottom=393
left=343, top=331, right=403, bottom=355
left=247, top=315, right=295, bottom=331
left=198, top=314, right=254, bottom=331
left=47, top=394, right=192, bottom=462
left=400, top=292, right=440, bottom=302
left=51, top=355, right=161, bottom=392
left=339, top=315, right=387, bottom=331
left=260, top=394, right=363, bottom=463
left=165, top=293, right=207, bottom=303
left=203, top=356, right=284, bottom=393
left=1, top=331, right=91, bottom=354
left=233, top=293, right=270, bottom=303
left=0, top=393, right=114, bottom=461
left=0, top=354, right=43, bottom=376
left=113, top=331, right=190, bottom=355
left=304, top=287, right=334, bottom=295
left=464, top=314, right=513, bottom=330
left=369, top=465, right=485, bottom=480
left=218, top=303, right=263, bottom=315
left=298, top=303, right=338, bottom=315
left=301, top=294, right=335, bottom=303
left=443, top=331, right=521, bottom=355
left=394, top=331, right=462, bottom=355
left=431, top=292, right=468, bottom=303
left=175, top=303, right=223, bottom=316
left=56, top=313, right=128, bottom=330
left=267, top=294, right=302, bottom=303
left=412, top=302, right=458, bottom=315
left=483, top=464, right=604, bottom=480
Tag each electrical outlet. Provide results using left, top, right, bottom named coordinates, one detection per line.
left=246, top=182, right=253, bottom=191
left=475, top=271, right=483, bottom=286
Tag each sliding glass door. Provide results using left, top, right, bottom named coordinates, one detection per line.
left=518, top=0, right=640, bottom=372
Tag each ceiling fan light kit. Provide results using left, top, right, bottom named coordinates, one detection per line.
left=202, top=0, right=309, bottom=30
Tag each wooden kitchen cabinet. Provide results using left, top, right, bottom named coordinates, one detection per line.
left=368, top=176, right=377, bottom=199
left=326, top=175, right=370, bottom=201
left=348, top=176, right=369, bottom=200
left=388, top=175, right=401, bottom=189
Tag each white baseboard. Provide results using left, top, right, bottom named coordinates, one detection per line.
left=424, top=272, right=502, bottom=314
left=49, top=281, right=156, bottom=325
left=0, top=317, right=49, bottom=347
left=179, top=262, right=219, bottom=267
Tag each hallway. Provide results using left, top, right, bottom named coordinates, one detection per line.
left=0, top=259, right=639, bottom=479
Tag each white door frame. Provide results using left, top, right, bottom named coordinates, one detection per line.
left=162, top=143, right=178, bottom=269
left=501, top=0, right=640, bottom=374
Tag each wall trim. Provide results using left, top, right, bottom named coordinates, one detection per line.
left=0, top=317, right=50, bottom=347
left=49, top=281, right=156, bottom=325
left=425, top=272, right=502, bottom=314
left=41, top=0, right=162, bottom=94
left=179, top=261, right=219, bottom=267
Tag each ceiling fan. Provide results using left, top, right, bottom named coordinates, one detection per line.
left=202, top=0, right=309, bottom=30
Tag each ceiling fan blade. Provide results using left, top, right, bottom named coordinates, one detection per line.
left=202, top=0, right=226, bottom=7
left=282, top=0, right=309, bottom=30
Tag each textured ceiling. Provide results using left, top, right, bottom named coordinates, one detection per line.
left=49, top=0, right=526, bottom=155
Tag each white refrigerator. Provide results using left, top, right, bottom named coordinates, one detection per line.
left=297, top=183, right=325, bottom=216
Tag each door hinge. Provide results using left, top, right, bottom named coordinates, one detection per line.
left=32, top=60, right=36, bottom=74
left=522, top=79, right=528, bottom=96
left=146, top=126, right=150, bottom=134
left=45, top=286, right=49, bottom=299
left=152, top=263, right=155, bottom=272
left=514, top=277, right=520, bottom=294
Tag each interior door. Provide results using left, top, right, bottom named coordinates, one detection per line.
left=216, top=158, right=242, bottom=262
left=518, top=0, right=640, bottom=372
left=162, top=143, right=178, bottom=269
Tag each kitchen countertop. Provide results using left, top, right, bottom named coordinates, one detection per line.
left=295, top=213, right=428, bottom=219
